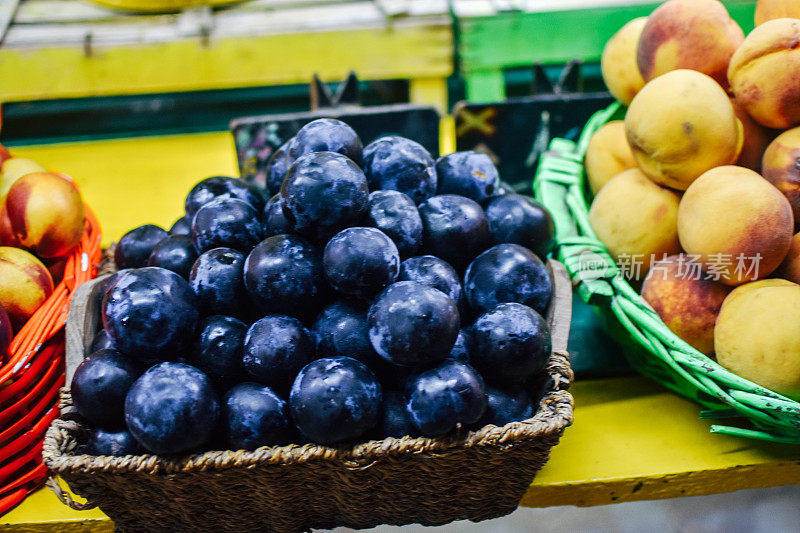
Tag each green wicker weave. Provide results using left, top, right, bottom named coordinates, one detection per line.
left=534, top=101, right=800, bottom=444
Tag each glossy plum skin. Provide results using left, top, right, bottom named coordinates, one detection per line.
left=362, top=136, right=437, bottom=204
left=89, top=329, right=116, bottom=353
left=102, top=267, right=199, bottom=363
left=484, top=194, right=555, bottom=258
left=114, top=225, right=168, bottom=269
left=223, top=383, right=293, bottom=450
left=147, top=234, right=198, bottom=279
left=242, top=315, right=316, bottom=390
left=397, top=255, right=462, bottom=309
left=169, top=215, right=192, bottom=236
left=288, top=119, right=363, bottom=166
left=377, top=391, right=419, bottom=439
left=435, top=151, right=499, bottom=203
left=188, top=315, right=247, bottom=384
left=323, top=227, right=400, bottom=299
left=281, top=151, right=369, bottom=241
left=418, top=195, right=489, bottom=270
left=405, top=360, right=487, bottom=437
left=124, top=362, right=220, bottom=455
left=366, top=190, right=423, bottom=258
left=266, top=140, right=293, bottom=196
left=244, top=235, right=326, bottom=318
left=191, top=198, right=263, bottom=253
left=261, top=194, right=292, bottom=238
left=86, top=428, right=142, bottom=456
left=185, top=176, right=265, bottom=216
left=448, top=330, right=470, bottom=363
left=463, top=243, right=552, bottom=316
left=475, top=386, right=535, bottom=428
left=310, top=300, right=392, bottom=378
left=189, top=248, right=248, bottom=318
left=367, top=281, right=460, bottom=367
left=289, top=356, right=382, bottom=444
left=71, top=349, right=140, bottom=428
left=468, top=303, right=551, bottom=385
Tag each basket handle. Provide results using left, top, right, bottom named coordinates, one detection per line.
left=45, top=475, right=98, bottom=511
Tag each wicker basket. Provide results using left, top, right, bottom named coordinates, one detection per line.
left=42, top=260, right=574, bottom=532
left=534, top=101, right=800, bottom=445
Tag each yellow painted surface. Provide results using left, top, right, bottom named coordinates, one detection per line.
left=3, top=377, right=800, bottom=529
left=2, top=133, right=799, bottom=529
left=88, top=0, right=242, bottom=12
left=0, top=26, right=452, bottom=103
left=409, top=77, right=449, bottom=115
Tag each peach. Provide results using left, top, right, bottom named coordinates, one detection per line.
left=778, top=232, right=800, bottom=283
left=637, top=0, right=744, bottom=88
left=0, top=145, right=11, bottom=167
left=715, top=279, right=800, bottom=399
left=589, top=168, right=681, bottom=278
left=601, top=17, right=648, bottom=105
left=584, top=121, right=637, bottom=194
left=755, top=0, right=800, bottom=25
left=0, top=158, right=46, bottom=201
left=678, top=166, right=793, bottom=285
left=0, top=246, right=54, bottom=329
left=728, top=18, right=800, bottom=129
left=762, top=126, right=800, bottom=226
left=641, top=254, right=731, bottom=355
left=4, top=172, right=85, bottom=258
left=733, top=97, right=775, bottom=173
left=625, top=70, right=743, bottom=190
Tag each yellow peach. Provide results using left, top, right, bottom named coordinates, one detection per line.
left=0, top=246, right=54, bottom=329
left=584, top=121, right=637, bottom=194
left=601, top=17, right=648, bottom=106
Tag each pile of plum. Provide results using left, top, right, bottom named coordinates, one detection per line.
left=71, top=119, right=556, bottom=456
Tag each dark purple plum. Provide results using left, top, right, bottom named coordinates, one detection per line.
left=435, top=151, right=499, bottom=203
left=124, top=362, right=220, bottom=454
left=86, top=428, right=142, bottom=456
left=310, top=300, right=395, bottom=380
left=114, top=225, right=168, bottom=269
left=169, top=215, right=192, bottom=236
left=261, top=194, right=292, bottom=238
left=185, top=176, right=265, bottom=216
left=448, top=330, right=470, bottom=363
left=365, top=190, right=423, bottom=257
left=266, top=140, right=293, bottom=196
left=289, top=356, right=381, bottom=444
left=147, top=234, right=198, bottom=279
left=189, top=248, right=248, bottom=318
left=418, top=195, right=489, bottom=270
left=243, top=235, right=326, bottom=318
left=405, top=360, right=486, bottom=437
left=89, top=328, right=116, bottom=354
left=463, top=243, right=552, bottom=316
left=397, top=255, right=462, bottom=309
left=288, top=118, right=363, bottom=166
left=367, top=281, right=459, bottom=367
left=362, top=136, right=437, bottom=204
left=102, top=267, right=199, bottom=363
left=280, top=151, right=369, bottom=241
left=377, top=391, right=419, bottom=439
left=95, top=269, right=133, bottom=310
left=191, top=198, right=262, bottom=253
left=484, top=194, right=555, bottom=258
left=71, top=348, right=140, bottom=428
left=475, top=386, right=535, bottom=428
left=188, top=315, right=247, bottom=384
left=323, top=227, right=400, bottom=299
left=468, top=302, right=551, bottom=385
left=223, top=383, right=292, bottom=450
left=242, top=315, right=316, bottom=391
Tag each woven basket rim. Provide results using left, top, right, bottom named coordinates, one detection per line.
left=44, top=350, right=573, bottom=476
left=534, top=101, right=800, bottom=444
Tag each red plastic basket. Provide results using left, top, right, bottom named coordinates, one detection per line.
left=0, top=169, right=103, bottom=516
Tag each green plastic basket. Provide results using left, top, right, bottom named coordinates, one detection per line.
left=534, top=101, right=800, bottom=444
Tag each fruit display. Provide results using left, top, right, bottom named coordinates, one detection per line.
left=72, top=117, right=557, bottom=455
left=587, top=0, right=800, bottom=399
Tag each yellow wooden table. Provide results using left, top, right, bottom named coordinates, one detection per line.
left=1, top=132, right=799, bottom=530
